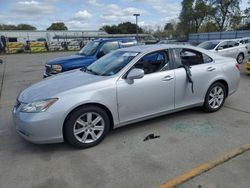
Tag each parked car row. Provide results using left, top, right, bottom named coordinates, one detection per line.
left=198, top=39, right=248, bottom=64
left=13, top=41, right=241, bottom=148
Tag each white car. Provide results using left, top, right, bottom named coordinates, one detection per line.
left=198, top=40, right=247, bottom=64
left=238, top=37, right=250, bottom=53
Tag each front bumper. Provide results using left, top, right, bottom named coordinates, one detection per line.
left=12, top=105, right=64, bottom=144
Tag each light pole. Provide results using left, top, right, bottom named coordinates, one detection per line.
left=133, top=13, right=140, bottom=40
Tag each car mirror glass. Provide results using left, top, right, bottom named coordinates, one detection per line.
left=216, top=46, right=223, bottom=51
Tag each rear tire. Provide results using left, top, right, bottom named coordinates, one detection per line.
left=203, top=82, right=226, bottom=112
left=237, top=53, right=244, bottom=64
left=64, top=105, right=110, bottom=148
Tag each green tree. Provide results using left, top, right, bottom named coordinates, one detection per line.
left=178, top=0, right=196, bottom=37
left=192, top=0, right=213, bottom=32
left=16, top=24, right=36, bottom=30
left=164, top=23, right=174, bottom=38
left=101, top=22, right=143, bottom=34
left=47, top=22, right=68, bottom=30
left=209, top=0, right=241, bottom=31
left=0, top=24, right=17, bottom=30
left=0, top=24, right=36, bottom=30
left=199, top=21, right=218, bottom=32
left=178, top=0, right=213, bottom=35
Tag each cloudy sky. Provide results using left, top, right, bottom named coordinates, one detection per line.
left=0, top=0, right=248, bottom=30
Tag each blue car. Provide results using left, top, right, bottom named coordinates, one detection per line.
left=44, top=38, right=137, bottom=77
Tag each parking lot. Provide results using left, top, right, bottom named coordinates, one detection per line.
left=0, top=52, right=250, bottom=188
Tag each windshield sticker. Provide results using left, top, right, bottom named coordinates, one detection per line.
left=122, top=52, right=138, bottom=57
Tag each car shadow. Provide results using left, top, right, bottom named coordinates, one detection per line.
left=110, top=107, right=204, bottom=135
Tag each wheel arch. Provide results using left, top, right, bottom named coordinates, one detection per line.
left=63, top=103, right=114, bottom=139
left=210, top=79, right=229, bottom=97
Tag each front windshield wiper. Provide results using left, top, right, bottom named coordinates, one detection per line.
left=78, top=52, right=87, bottom=56
left=81, top=67, right=99, bottom=75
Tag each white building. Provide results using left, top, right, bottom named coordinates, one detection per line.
left=0, top=30, right=108, bottom=43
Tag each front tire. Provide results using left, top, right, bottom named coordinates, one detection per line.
left=237, top=53, right=244, bottom=64
left=203, top=82, right=226, bottom=112
left=64, top=105, right=110, bottom=148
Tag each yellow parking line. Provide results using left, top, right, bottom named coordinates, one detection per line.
left=159, top=143, right=250, bottom=188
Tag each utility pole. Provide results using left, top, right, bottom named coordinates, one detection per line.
left=133, top=14, right=140, bottom=40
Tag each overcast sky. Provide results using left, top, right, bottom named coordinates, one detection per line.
left=0, top=0, right=248, bottom=30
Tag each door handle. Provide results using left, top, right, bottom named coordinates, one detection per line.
left=162, top=75, right=174, bottom=81
left=207, top=67, right=215, bottom=71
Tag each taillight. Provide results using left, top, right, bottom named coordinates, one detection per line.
left=235, top=63, right=240, bottom=70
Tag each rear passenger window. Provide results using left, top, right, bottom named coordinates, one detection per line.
left=179, top=49, right=204, bottom=66
left=228, top=41, right=239, bottom=47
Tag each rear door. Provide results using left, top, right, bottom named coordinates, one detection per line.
left=227, top=41, right=240, bottom=58
left=172, top=48, right=221, bottom=108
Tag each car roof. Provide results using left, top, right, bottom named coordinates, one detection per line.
left=93, top=38, right=136, bottom=42
left=119, top=44, right=200, bottom=52
left=240, top=37, right=250, bottom=39
left=203, top=39, right=239, bottom=43
left=118, top=44, right=224, bottom=59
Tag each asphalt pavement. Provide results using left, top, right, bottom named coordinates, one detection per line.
left=0, top=52, right=249, bottom=188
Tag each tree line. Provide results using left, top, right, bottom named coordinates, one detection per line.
left=0, top=0, right=249, bottom=40
left=0, top=22, right=68, bottom=31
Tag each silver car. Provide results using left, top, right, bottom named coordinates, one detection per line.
left=13, top=45, right=240, bottom=148
left=198, top=40, right=247, bottom=64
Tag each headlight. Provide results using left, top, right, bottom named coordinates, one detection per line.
left=52, top=65, right=62, bottom=73
left=20, top=98, right=58, bottom=113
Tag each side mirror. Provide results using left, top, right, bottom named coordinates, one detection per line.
left=216, top=46, right=223, bottom=51
left=126, top=68, right=144, bottom=80
left=97, top=51, right=105, bottom=58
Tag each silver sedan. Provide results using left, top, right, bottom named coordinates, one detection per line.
left=13, top=45, right=240, bottom=148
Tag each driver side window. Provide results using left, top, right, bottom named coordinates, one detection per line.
left=134, top=51, right=169, bottom=74
left=218, top=42, right=228, bottom=50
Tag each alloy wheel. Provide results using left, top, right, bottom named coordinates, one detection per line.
left=237, top=54, right=244, bottom=64
left=208, top=86, right=224, bottom=109
left=73, top=112, right=105, bottom=144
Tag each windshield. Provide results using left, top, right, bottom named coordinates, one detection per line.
left=78, top=41, right=99, bottom=56
left=198, top=41, right=220, bottom=50
left=86, top=51, right=139, bottom=76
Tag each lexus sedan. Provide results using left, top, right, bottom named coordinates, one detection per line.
left=198, top=40, right=247, bottom=64
left=13, top=45, right=240, bottom=148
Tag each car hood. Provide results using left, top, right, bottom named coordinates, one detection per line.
left=46, top=54, right=91, bottom=66
left=18, top=69, right=108, bottom=103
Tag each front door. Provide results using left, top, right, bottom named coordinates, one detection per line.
left=116, top=50, right=175, bottom=124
